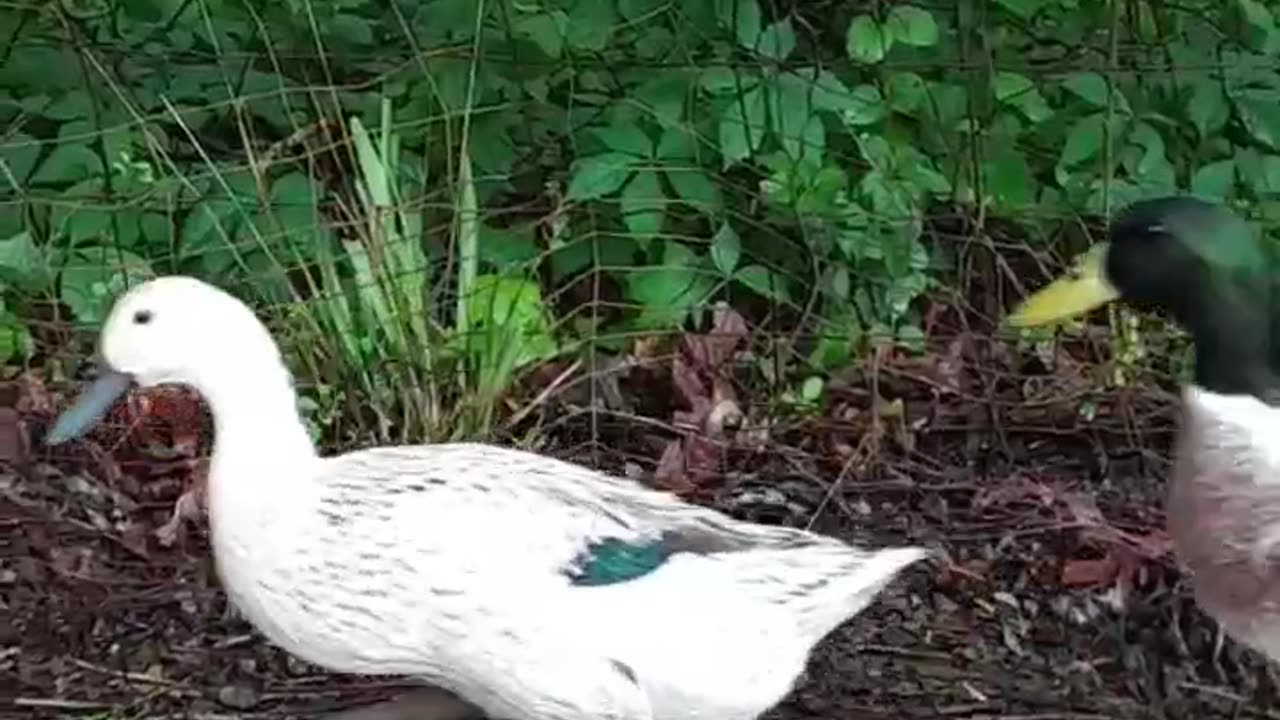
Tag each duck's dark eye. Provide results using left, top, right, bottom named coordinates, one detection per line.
left=133, top=309, right=153, bottom=325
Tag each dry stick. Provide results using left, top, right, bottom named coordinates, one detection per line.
left=13, top=697, right=114, bottom=710
left=504, top=357, right=583, bottom=431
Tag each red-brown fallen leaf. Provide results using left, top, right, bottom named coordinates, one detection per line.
left=652, top=440, right=694, bottom=494
left=1061, top=557, right=1119, bottom=587
left=1062, top=490, right=1173, bottom=561
left=118, top=386, right=209, bottom=457
left=155, top=459, right=209, bottom=546
left=15, top=371, right=54, bottom=416
left=671, top=352, right=706, bottom=412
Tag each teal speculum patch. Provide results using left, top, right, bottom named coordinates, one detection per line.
left=566, top=537, right=675, bottom=586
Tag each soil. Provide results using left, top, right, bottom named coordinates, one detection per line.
left=4, top=320, right=1280, bottom=719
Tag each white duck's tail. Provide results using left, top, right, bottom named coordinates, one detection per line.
left=737, top=543, right=930, bottom=644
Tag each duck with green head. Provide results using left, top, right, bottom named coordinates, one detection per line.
left=1009, top=196, right=1280, bottom=662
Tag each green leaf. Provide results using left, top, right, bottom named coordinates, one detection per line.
left=807, top=68, right=857, bottom=114
left=757, top=18, right=796, bottom=60
left=478, top=223, right=541, bottom=269
left=992, top=0, right=1045, bottom=19
left=1062, top=72, right=1130, bottom=114
left=138, top=213, right=170, bottom=250
left=59, top=246, right=155, bottom=324
left=65, top=208, right=114, bottom=245
left=1187, top=80, right=1229, bottom=138
left=0, top=231, right=50, bottom=292
left=182, top=198, right=243, bottom=271
left=1238, top=152, right=1280, bottom=195
left=718, top=86, right=767, bottom=167
left=566, top=0, right=616, bottom=51
left=735, top=264, right=791, bottom=303
left=0, top=133, right=41, bottom=188
left=513, top=11, right=568, bottom=59
left=30, top=143, right=101, bottom=185
left=656, top=126, right=697, bottom=159
left=800, top=376, right=824, bottom=402
left=846, top=15, right=890, bottom=64
left=843, top=84, right=886, bottom=125
left=983, top=151, right=1034, bottom=208
left=993, top=72, right=1052, bottom=122
left=1191, top=159, right=1237, bottom=199
left=1059, top=113, right=1113, bottom=167
left=567, top=153, right=637, bottom=200
left=710, top=222, right=741, bottom=275
left=993, top=72, right=1034, bottom=102
left=798, top=115, right=827, bottom=170
left=330, top=13, right=375, bottom=45
left=770, top=73, right=812, bottom=162
left=0, top=309, right=31, bottom=364
left=43, top=91, right=92, bottom=121
left=666, top=167, right=722, bottom=212
left=885, top=72, right=927, bottom=114
left=700, top=65, right=753, bottom=94
left=595, top=123, right=653, bottom=157
left=1239, top=0, right=1275, bottom=35
left=625, top=241, right=715, bottom=329
left=621, top=169, right=667, bottom=237
left=885, top=6, right=939, bottom=47
left=1237, top=94, right=1280, bottom=151
left=272, top=171, right=324, bottom=206
left=719, top=0, right=763, bottom=50
left=465, top=273, right=558, bottom=373
left=618, top=0, right=666, bottom=21
left=635, top=72, right=692, bottom=127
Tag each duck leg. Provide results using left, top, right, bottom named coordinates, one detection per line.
left=323, top=687, right=483, bottom=720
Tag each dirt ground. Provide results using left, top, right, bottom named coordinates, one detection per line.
left=4, top=321, right=1280, bottom=720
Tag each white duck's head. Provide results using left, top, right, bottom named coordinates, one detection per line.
left=46, top=276, right=286, bottom=445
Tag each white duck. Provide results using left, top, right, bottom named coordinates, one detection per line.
left=47, top=276, right=930, bottom=720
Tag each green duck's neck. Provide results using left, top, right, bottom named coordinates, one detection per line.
left=1177, top=288, right=1279, bottom=399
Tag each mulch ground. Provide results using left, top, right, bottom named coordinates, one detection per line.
left=4, top=316, right=1280, bottom=720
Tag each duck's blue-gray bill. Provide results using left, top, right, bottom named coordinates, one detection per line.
left=45, top=369, right=133, bottom=445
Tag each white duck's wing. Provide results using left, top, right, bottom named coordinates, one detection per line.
left=287, top=443, right=698, bottom=719
left=299, top=443, right=849, bottom=720
left=318, top=442, right=831, bottom=588
left=249, top=442, right=920, bottom=720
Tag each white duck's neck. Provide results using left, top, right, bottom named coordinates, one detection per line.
left=194, top=351, right=320, bottom=516
left=190, top=350, right=320, bottom=625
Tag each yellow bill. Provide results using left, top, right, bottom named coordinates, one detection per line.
left=1007, top=243, right=1120, bottom=327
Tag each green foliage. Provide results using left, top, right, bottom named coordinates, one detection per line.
left=5, top=0, right=1280, bottom=437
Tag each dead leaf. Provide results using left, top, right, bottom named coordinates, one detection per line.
left=15, top=372, right=54, bottom=416
left=155, top=459, right=209, bottom=546
left=652, top=441, right=693, bottom=494
left=118, top=520, right=152, bottom=559
left=1061, top=557, right=1119, bottom=587
left=705, top=303, right=748, bottom=367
